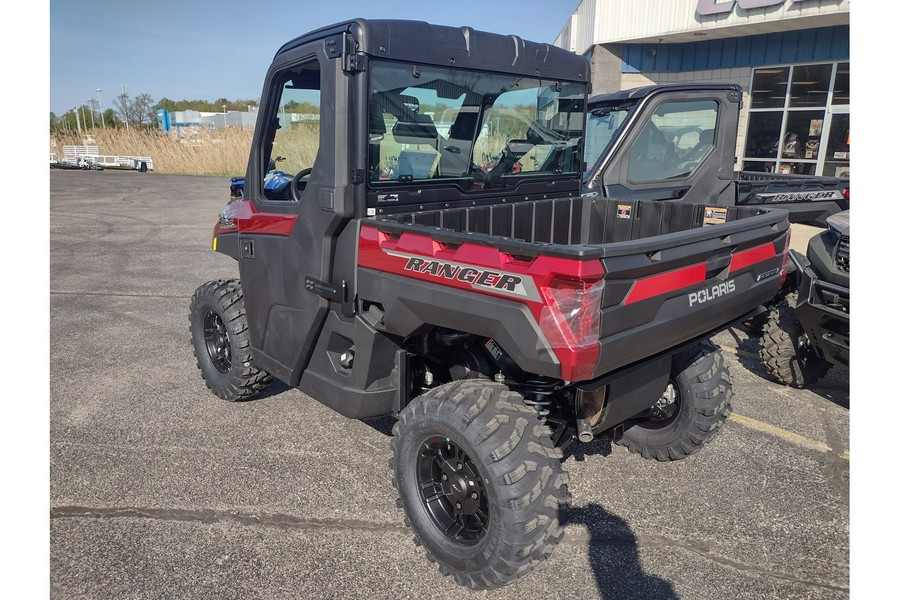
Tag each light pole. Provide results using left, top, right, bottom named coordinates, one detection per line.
left=97, top=88, right=105, bottom=128
left=80, top=103, right=87, bottom=132
left=88, top=99, right=96, bottom=128
left=222, top=104, right=227, bottom=128
left=122, top=84, right=129, bottom=132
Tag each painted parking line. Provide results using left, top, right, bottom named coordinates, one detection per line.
left=730, top=412, right=849, bottom=460
left=718, top=345, right=751, bottom=358
left=716, top=344, right=849, bottom=459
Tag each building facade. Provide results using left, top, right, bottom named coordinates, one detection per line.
left=156, top=107, right=260, bottom=135
left=555, top=0, right=850, bottom=177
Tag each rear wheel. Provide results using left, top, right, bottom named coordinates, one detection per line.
left=616, top=341, right=732, bottom=461
left=189, top=279, right=271, bottom=401
left=759, top=292, right=830, bottom=388
left=390, top=380, right=569, bottom=589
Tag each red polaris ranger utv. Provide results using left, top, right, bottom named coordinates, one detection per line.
left=189, top=19, right=791, bottom=589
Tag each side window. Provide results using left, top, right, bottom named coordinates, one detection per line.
left=262, top=61, right=321, bottom=201
left=626, top=100, right=718, bottom=184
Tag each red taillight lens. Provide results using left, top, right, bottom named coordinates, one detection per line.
left=779, top=227, right=792, bottom=287
left=841, top=187, right=849, bottom=204
left=539, top=278, right=604, bottom=352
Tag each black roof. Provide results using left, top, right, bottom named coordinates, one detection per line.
left=275, top=19, right=589, bottom=82
left=588, top=83, right=742, bottom=106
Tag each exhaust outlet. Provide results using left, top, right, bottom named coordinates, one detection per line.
left=576, top=418, right=594, bottom=443
left=574, top=384, right=608, bottom=443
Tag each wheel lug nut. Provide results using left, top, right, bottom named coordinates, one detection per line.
left=455, top=502, right=462, bottom=509
left=457, top=463, right=462, bottom=470
left=471, top=493, right=478, bottom=499
left=441, top=474, right=448, bottom=481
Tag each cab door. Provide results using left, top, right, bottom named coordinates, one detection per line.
left=238, top=47, right=352, bottom=386
left=601, top=88, right=740, bottom=205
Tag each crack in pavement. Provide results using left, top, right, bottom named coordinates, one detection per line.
left=618, top=534, right=848, bottom=594
left=51, top=290, right=192, bottom=299
left=52, top=505, right=848, bottom=593
left=51, top=505, right=403, bottom=533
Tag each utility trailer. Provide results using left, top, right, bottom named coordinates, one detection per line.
left=49, top=145, right=153, bottom=172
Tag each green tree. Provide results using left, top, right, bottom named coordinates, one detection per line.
left=53, top=104, right=93, bottom=132
left=102, top=108, right=119, bottom=128
left=155, top=97, right=179, bottom=112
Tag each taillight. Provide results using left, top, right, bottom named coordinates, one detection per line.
left=779, top=227, right=792, bottom=287
left=539, top=278, right=603, bottom=380
left=841, top=187, right=849, bottom=205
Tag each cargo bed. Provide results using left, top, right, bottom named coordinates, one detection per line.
left=363, top=195, right=790, bottom=379
left=373, top=195, right=787, bottom=258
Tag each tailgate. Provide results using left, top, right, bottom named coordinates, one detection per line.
left=593, top=207, right=790, bottom=377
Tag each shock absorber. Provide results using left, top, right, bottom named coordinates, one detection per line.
left=482, top=338, right=558, bottom=422
left=520, top=379, right=557, bottom=422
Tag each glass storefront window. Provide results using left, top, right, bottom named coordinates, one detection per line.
left=833, top=62, right=850, bottom=105
left=789, top=64, right=832, bottom=108
left=750, top=67, right=790, bottom=109
left=783, top=110, right=825, bottom=160
left=824, top=112, right=850, bottom=178
left=744, top=112, right=782, bottom=159
left=742, top=61, right=849, bottom=177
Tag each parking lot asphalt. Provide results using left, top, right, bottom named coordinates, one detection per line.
left=49, top=171, right=849, bottom=600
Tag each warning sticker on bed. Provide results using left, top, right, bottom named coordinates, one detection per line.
left=616, top=204, right=632, bottom=219
left=703, top=207, right=727, bottom=226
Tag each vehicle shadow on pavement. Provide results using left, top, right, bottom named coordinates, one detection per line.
left=564, top=436, right=614, bottom=461
left=361, top=415, right=398, bottom=437
left=251, top=378, right=293, bottom=401
left=563, top=503, right=679, bottom=599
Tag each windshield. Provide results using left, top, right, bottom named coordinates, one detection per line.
left=368, top=61, right=586, bottom=191
left=583, top=102, right=634, bottom=178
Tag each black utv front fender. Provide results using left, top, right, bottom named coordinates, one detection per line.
left=788, top=249, right=849, bottom=368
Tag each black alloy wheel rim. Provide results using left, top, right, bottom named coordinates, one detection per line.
left=416, top=436, right=490, bottom=545
left=203, top=311, right=231, bottom=373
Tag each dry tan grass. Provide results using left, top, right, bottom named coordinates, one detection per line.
left=49, top=128, right=257, bottom=175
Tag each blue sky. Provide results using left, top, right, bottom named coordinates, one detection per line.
left=50, top=0, right=582, bottom=115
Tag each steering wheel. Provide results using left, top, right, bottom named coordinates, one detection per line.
left=290, top=168, right=313, bottom=202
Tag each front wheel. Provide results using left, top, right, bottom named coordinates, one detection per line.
left=759, top=292, right=830, bottom=388
left=616, top=340, right=733, bottom=461
left=390, top=380, right=569, bottom=589
left=189, top=279, right=271, bottom=401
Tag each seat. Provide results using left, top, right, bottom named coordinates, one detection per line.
left=438, top=109, right=479, bottom=176
left=684, top=129, right=715, bottom=162
left=392, top=113, right=439, bottom=147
